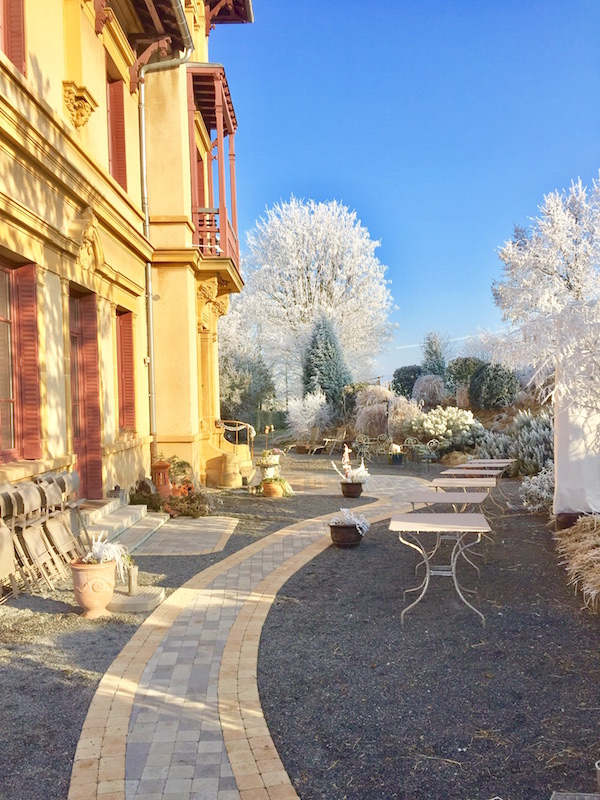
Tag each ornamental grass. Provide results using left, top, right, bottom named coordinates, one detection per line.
left=555, top=515, right=600, bottom=612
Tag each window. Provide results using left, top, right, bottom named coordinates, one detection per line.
left=0, top=262, right=41, bottom=461
left=0, top=0, right=26, bottom=74
left=116, top=311, right=135, bottom=431
left=106, top=60, right=127, bottom=190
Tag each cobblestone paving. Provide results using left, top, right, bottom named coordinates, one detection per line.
left=68, top=475, right=427, bottom=800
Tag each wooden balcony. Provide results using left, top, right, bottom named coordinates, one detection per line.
left=195, top=207, right=240, bottom=277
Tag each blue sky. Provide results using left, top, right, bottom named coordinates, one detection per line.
left=209, top=0, right=600, bottom=381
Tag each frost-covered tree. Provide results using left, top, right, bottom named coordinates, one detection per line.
left=302, top=317, right=351, bottom=412
left=491, top=178, right=600, bottom=410
left=218, top=300, right=276, bottom=424
left=421, top=331, right=453, bottom=378
left=286, top=388, right=333, bottom=439
left=219, top=353, right=276, bottom=425
left=240, top=197, right=394, bottom=392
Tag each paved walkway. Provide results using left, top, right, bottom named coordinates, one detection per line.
left=67, top=475, right=426, bottom=800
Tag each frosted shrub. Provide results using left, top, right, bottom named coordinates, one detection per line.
left=355, top=402, right=389, bottom=437
left=476, top=409, right=553, bottom=475
left=477, top=430, right=512, bottom=460
left=519, top=461, right=554, bottom=512
left=407, top=406, right=484, bottom=451
left=412, top=374, right=446, bottom=409
left=286, top=389, right=333, bottom=440
left=354, top=385, right=394, bottom=437
left=388, top=396, right=424, bottom=441
left=355, top=385, right=395, bottom=407
left=508, top=410, right=554, bottom=475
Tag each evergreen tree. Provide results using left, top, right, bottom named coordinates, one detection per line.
left=421, top=331, right=451, bottom=377
left=391, top=365, right=422, bottom=398
left=446, top=357, right=487, bottom=392
left=302, top=318, right=352, bottom=412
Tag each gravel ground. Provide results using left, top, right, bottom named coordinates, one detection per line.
left=258, top=482, right=600, bottom=800
left=1, top=451, right=596, bottom=800
left=0, top=450, right=367, bottom=800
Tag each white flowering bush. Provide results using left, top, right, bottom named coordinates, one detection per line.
left=286, top=388, right=333, bottom=440
left=476, top=409, right=553, bottom=475
left=406, top=406, right=484, bottom=451
left=519, top=461, right=554, bottom=512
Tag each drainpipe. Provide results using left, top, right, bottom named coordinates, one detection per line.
left=139, top=1, right=194, bottom=462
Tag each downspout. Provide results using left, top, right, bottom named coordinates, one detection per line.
left=139, top=1, right=194, bottom=462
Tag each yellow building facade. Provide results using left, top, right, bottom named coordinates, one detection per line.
left=0, top=0, right=253, bottom=498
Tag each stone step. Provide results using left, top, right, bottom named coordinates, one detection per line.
left=85, top=504, right=148, bottom=543
left=110, top=512, right=169, bottom=553
left=79, top=497, right=125, bottom=527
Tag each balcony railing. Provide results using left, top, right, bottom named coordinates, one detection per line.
left=195, top=208, right=239, bottom=272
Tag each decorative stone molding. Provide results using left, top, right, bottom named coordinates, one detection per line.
left=197, top=277, right=219, bottom=304
left=69, top=207, right=104, bottom=272
left=212, top=296, right=229, bottom=317
left=63, top=81, right=98, bottom=131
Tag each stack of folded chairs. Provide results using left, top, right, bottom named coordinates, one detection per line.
left=0, top=471, right=89, bottom=599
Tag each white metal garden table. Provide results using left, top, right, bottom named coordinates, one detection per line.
left=389, top=512, right=492, bottom=626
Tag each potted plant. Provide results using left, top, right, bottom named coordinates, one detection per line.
left=259, top=475, right=294, bottom=498
left=329, top=508, right=371, bottom=548
left=256, top=448, right=283, bottom=479
left=70, top=536, right=132, bottom=619
left=388, top=442, right=404, bottom=465
left=331, top=444, right=370, bottom=498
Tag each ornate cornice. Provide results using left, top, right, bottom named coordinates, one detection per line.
left=63, top=81, right=98, bottom=131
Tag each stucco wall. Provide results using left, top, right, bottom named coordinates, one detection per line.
left=43, top=270, right=67, bottom=458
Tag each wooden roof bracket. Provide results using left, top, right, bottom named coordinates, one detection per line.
left=205, top=0, right=234, bottom=36
left=129, top=37, right=173, bottom=92
left=95, top=0, right=108, bottom=34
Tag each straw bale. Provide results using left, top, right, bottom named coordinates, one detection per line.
left=554, top=515, right=600, bottom=611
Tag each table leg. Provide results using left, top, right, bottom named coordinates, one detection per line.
left=451, top=533, right=485, bottom=625
left=399, top=533, right=431, bottom=626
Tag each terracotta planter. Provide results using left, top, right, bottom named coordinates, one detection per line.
left=262, top=481, right=285, bottom=498
left=70, top=560, right=116, bottom=619
left=341, top=482, right=363, bottom=498
left=329, top=524, right=363, bottom=548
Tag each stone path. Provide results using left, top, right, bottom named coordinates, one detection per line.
left=67, top=475, right=426, bottom=800
left=133, top=517, right=239, bottom=557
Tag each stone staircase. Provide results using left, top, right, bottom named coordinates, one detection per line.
left=79, top=497, right=169, bottom=553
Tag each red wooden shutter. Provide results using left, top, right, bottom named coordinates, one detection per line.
left=79, top=295, right=103, bottom=499
left=117, top=312, right=135, bottom=431
left=14, top=263, right=41, bottom=459
left=108, top=80, right=127, bottom=191
left=5, top=0, right=25, bottom=74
